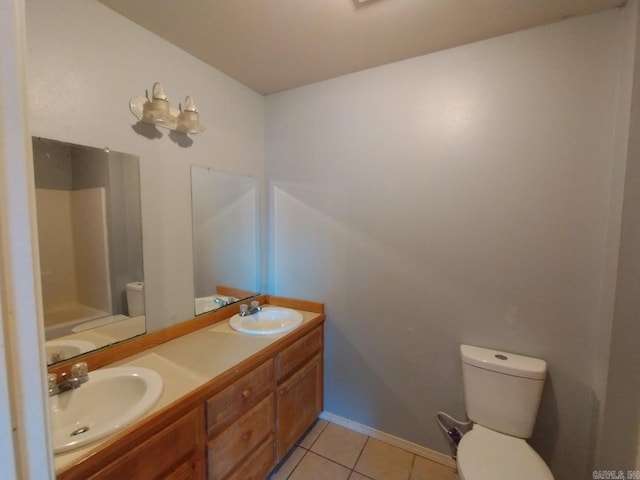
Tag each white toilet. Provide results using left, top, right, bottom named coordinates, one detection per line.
left=457, top=344, right=554, bottom=480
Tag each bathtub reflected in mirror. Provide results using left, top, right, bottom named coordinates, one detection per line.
left=191, top=167, right=259, bottom=315
left=33, top=137, right=146, bottom=365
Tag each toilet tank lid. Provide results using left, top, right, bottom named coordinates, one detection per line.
left=460, top=345, right=547, bottom=380
left=126, top=281, right=144, bottom=291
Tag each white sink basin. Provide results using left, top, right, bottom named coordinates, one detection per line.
left=49, top=366, right=163, bottom=454
left=229, top=306, right=303, bottom=335
left=45, top=339, right=96, bottom=365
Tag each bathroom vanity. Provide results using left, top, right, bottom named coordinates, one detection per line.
left=51, top=296, right=324, bottom=480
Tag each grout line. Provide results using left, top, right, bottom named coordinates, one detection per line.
left=409, top=453, right=417, bottom=477
left=284, top=448, right=308, bottom=480
left=351, top=436, right=370, bottom=478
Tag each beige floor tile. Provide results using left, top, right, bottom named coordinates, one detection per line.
left=349, top=473, right=373, bottom=480
left=310, top=422, right=368, bottom=468
left=289, top=451, right=351, bottom=480
left=410, top=456, right=459, bottom=480
left=268, top=446, right=306, bottom=480
left=298, top=419, right=329, bottom=449
left=354, top=438, right=414, bottom=480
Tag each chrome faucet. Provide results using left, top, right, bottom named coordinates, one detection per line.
left=239, top=301, right=261, bottom=317
left=215, top=295, right=238, bottom=307
left=48, top=362, right=89, bottom=396
left=214, top=297, right=229, bottom=306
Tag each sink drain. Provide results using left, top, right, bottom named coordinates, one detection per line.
left=70, top=426, right=90, bottom=436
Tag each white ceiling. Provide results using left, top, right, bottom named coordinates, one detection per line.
left=99, top=0, right=624, bottom=95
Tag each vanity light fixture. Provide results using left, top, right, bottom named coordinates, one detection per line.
left=129, top=82, right=205, bottom=134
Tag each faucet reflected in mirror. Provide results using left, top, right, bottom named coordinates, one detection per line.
left=33, top=137, right=146, bottom=365
left=190, top=167, right=260, bottom=315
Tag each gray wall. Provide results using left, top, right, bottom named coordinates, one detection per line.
left=26, top=0, right=266, bottom=331
left=597, top=1, right=640, bottom=470
left=32, top=137, right=72, bottom=190
left=266, top=8, right=633, bottom=479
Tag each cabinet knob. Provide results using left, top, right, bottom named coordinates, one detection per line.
left=242, top=430, right=252, bottom=441
left=241, top=388, right=252, bottom=400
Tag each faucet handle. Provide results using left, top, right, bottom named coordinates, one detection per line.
left=240, top=304, right=248, bottom=315
left=48, top=373, right=59, bottom=396
left=250, top=300, right=260, bottom=310
left=71, top=362, right=88, bottom=382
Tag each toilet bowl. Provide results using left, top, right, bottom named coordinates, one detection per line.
left=457, top=345, right=554, bottom=480
left=457, top=425, right=553, bottom=480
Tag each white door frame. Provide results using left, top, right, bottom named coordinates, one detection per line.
left=0, top=0, right=54, bottom=478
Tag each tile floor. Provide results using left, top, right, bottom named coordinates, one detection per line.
left=268, top=420, right=459, bottom=480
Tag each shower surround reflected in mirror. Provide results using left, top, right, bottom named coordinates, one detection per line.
left=33, top=137, right=145, bottom=364
left=191, top=167, right=259, bottom=315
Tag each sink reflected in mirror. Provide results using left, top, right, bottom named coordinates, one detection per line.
left=191, top=167, right=260, bottom=315
left=49, top=366, right=163, bottom=454
left=45, top=339, right=96, bottom=366
left=229, top=306, right=303, bottom=335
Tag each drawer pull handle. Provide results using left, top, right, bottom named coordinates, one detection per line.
left=242, top=430, right=252, bottom=441
left=241, top=388, right=252, bottom=399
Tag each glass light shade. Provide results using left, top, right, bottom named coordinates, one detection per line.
left=176, top=96, right=205, bottom=134
left=177, top=110, right=205, bottom=134
left=143, top=97, right=177, bottom=129
left=141, top=83, right=177, bottom=129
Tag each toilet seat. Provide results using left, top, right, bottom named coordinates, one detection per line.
left=457, top=425, right=554, bottom=480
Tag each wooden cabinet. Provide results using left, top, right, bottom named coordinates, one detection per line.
left=57, top=311, right=324, bottom=480
left=84, top=406, right=205, bottom=480
left=275, top=327, right=324, bottom=460
left=205, top=327, right=324, bottom=476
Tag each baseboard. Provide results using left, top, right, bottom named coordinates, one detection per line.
left=319, top=411, right=457, bottom=469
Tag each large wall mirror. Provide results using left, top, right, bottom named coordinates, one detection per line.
left=33, top=137, right=145, bottom=365
left=191, top=167, right=259, bottom=315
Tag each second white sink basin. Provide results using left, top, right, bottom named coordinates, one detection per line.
left=49, top=366, right=163, bottom=454
left=229, top=306, right=303, bottom=335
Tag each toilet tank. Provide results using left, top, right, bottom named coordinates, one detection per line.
left=126, top=281, right=145, bottom=316
left=460, top=344, right=547, bottom=439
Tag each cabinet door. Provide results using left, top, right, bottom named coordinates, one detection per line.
left=276, top=354, right=322, bottom=460
left=87, top=407, right=205, bottom=480
left=164, top=459, right=205, bottom=480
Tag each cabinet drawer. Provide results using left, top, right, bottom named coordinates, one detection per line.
left=276, top=326, right=322, bottom=381
left=207, top=394, right=274, bottom=480
left=226, top=435, right=275, bottom=480
left=206, top=359, right=274, bottom=436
